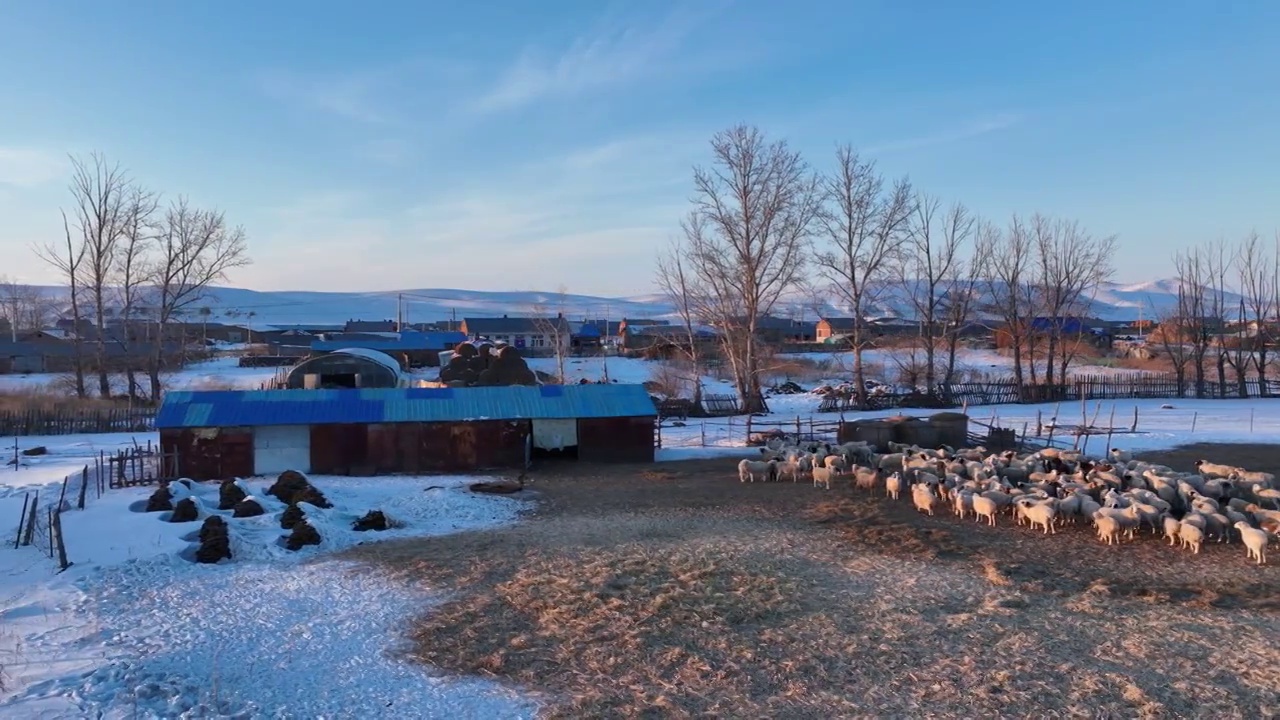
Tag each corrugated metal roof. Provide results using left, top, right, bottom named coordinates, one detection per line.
left=311, top=331, right=465, bottom=352
left=156, top=383, right=657, bottom=428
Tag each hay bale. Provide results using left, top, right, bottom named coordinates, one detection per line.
left=145, top=484, right=174, bottom=512
left=352, top=510, right=388, bottom=532
left=195, top=516, right=231, bottom=564
left=21, top=446, right=48, bottom=456
left=476, top=345, right=537, bottom=386
left=285, top=521, right=322, bottom=551
left=218, top=480, right=248, bottom=510
left=267, top=470, right=309, bottom=503
left=169, top=497, right=199, bottom=523
left=232, top=498, right=265, bottom=518
left=280, top=503, right=305, bottom=529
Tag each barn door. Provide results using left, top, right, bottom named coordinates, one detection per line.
left=450, top=425, right=478, bottom=468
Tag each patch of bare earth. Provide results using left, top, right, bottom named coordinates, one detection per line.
left=345, top=456, right=1280, bottom=718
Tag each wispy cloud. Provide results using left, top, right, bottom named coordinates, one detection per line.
left=0, top=147, right=65, bottom=187
left=470, top=6, right=724, bottom=114
left=258, top=68, right=395, bottom=124
left=865, top=114, right=1024, bottom=155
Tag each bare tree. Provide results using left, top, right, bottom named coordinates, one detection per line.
left=1152, top=281, right=1195, bottom=397
left=532, top=284, right=572, bottom=382
left=1236, top=232, right=1276, bottom=393
left=148, top=197, right=250, bottom=400
left=34, top=215, right=89, bottom=396
left=813, top=145, right=913, bottom=405
left=0, top=277, right=52, bottom=341
left=1031, top=214, right=1117, bottom=385
left=673, top=126, right=820, bottom=413
left=901, top=195, right=973, bottom=392
left=115, top=186, right=159, bottom=401
left=985, top=216, right=1035, bottom=390
left=1204, top=240, right=1233, bottom=396
left=65, top=153, right=134, bottom=397
left=940, top=222, right=992, bottom=385
left=655, top=240, right=707, bottom=411
left=1172, top=248, right=1211, bottom=397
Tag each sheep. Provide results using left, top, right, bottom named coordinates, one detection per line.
left=1232, top=468, right=1277, bottom=486
left=1178, top=521, right=1205, bottom=554
left=953, top=490, right=974, bottom=520
left=775, top=459, right=804, bottom=483
left=1194, top=460, right=1239, bottom=479
left=971, top=494, right=999, bottom=527
left=852, top=466, right=881, bottom=493
left=1253, top=486, right=1280, bottom=510
left=823, top=455, right=850, bottom=474
left=1095, top=515, right=1122, bottom=545
left=812, top=465, right=837, bottom=491
left=1234, top=522, right=1268, bottom=565
left=912, top=483, right=940, bottom=516
left=738, top=459, right=775, bottom=483
left=1162, top=514, right=1182, bottom=545
left=877, top=453, right=906, bottom=472
left=885, top=471, right=903, bottom=500
left=1018, top=499, right=1058, bottom=535
left=1109, top=448, right=1132, bottom=464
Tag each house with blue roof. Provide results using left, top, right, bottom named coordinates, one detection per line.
left=310, top=330, right=466, bottom=368
left=157, top=383, right=658, bottom=479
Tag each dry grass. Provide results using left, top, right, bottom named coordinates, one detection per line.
left=0, top=387, right=128, bottom=412
left=349, top=454, right=1280, bottom=718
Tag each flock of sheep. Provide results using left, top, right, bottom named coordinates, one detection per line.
left=740, top=439, right=1279, bottom=565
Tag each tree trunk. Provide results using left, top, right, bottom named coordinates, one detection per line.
left=852, top=330, right=867, bottom=407
left=69, top=291, right=87, bottom=398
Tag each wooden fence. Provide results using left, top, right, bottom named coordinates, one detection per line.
left=0, top=406, right=157, bottom=436
left=9, top=442, right=171, bottom=571
left=817, top=373, right=1280, bottom=413
left=656, top=415, right=840, bottom=448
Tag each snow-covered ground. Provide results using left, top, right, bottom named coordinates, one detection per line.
left=0, top=357, right=284, bottom=395
left=0, top=442, right=539, bottom=718
left=777, top=346, right=1141, bottom=381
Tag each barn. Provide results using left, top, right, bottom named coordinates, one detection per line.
left=284, top=348, right=407, bottom=389
left=156, top=384, right=658, bottom=480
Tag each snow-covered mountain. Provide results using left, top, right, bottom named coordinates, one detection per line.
left=19, top=279, right=1239, bottom=326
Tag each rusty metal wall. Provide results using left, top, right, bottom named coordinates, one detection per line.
left=309, top=424, right=372, bottom=475
left=163, top=427, right=254, bottom=480
left=577, top=416, right=655, bottom=463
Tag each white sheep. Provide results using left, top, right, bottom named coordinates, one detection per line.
left=812, top=465, right=837, bottom=491
left=971, top=494, right=999, bottom=527
left=1109, top=448, right=1132, bottom=464
left=1194, top=460, right=1238, bottom=479
left=885, top=471, right=903, bottom=500
left=738, top=459, right=775, bottom=483
left=912, top=483, right=940, bottom=516
left=1178, top=521, right=1205, bottom=554
left=823, top=455, right=849, bottom=474
left=775, top=459, right=803, bottom=483
left=852, top=466, right=880, bottom=493
left=1162, top=515, right=1182, bottom=545
left=1095, top=515, right=1122, bottom=545
left=1253, top=486, right=1280, bottom=510
left=1016, top=498, right=1058, bottom=534
left=953, top=490, right=974, bottom=520
left=1234, top=521, right=1269, bottom=564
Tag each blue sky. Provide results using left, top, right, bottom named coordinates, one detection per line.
left=1, top=1, right=1277, bottom=296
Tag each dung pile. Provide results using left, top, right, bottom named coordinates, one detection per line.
left=218, top=480, right=248, bottom=510
left=169, top=497, right=199, bottom=523
left=352, top=510, right=389, bottom=532
left=195, top=516, right=231, bottom=563
left=439, top=342, right=537, bottom=387
left=232, top=497, right=265, bottom=518
left=145, top=484, right=174, bottom=512
left=267, top=470, right=332, bottom=508
left=285, top=521, right=322, bottom=551
left=280, top=503, right=306, bottom=529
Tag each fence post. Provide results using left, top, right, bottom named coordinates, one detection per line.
left=1191, top=411, right=1198, bottom=433
left=53, top=511, right=70, bottom=571
left=1250, top=406, right=1255, bottom=433
left=700, top=422, right=706, bottom=447
left=22, top=492, right=38, bottom=546
left=745, top=415, right=752, bottom=443
left=1131, top=406, right=1139, bottom=433
left=77, top=466, right=89, bottom=510
left=15, top=493, right=30, bottom=550
left=795, top=415, right=801, bottom=438
left=57, top=476, right=69, bottom=512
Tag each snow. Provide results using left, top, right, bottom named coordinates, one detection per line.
left=0, top=469, right=539, bottom=718
left=0, top=357, right=283, bottom=395
left=657, top=396, right=1280, bottom=458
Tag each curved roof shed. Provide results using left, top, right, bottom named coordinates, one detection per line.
left=285, top=348, right=406, bottom=389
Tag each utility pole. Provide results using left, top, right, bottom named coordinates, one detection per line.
left=397, top=293, right=403, bottom=331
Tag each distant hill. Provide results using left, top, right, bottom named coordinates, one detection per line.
left=18, top=279, right=1237, bottom=326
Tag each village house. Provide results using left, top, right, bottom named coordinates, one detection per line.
left=309, top=330, right=466, bottom=368
left=460, top=315, right=572, bottom=355
left=816, top=317, right=857, bottom=343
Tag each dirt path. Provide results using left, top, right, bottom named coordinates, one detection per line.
left=345, top=453, right=1280, bottom=718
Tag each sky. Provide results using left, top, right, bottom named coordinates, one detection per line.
left=1, top=0, right=1278, bottom=297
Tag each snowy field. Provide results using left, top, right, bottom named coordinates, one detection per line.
left=0, top=357, right=283, bottom=395
left=0, top=444, right=539, bottom=719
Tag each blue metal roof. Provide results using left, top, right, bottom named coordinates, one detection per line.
left=311, top=331, right=465, bottom=352
left=156, top=383, right=657, bottom=428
